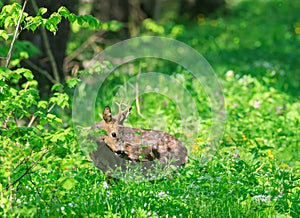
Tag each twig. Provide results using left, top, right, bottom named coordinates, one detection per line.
left=24, top=59, right=56, bottom=84
left=2, top=110, right=14, bottom=129
left=24, top=81, right=30, bottom=91
left=31, top=0, right=60, bottom=83
left=27, top=103, right=56, bottom=127
left=27, top=115, right=36, bottom=128
left=5, top=0, right=28, bottom=68
left=13, top=156, right=30, bottom=171
left=40, top=28, right=60, bottom=82
left=5, top=150, right=49, bottom=190
left=47, top=103, right=56, bottom=113
left=135, top=64, right=146, bottom=119
left=64, top=34, right=97, bottom=65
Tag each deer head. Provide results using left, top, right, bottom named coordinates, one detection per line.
left=101, top=103, right=131, bottom=153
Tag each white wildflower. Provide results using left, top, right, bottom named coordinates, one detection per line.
left=226, top=70, right=234, bottom=77
left=253, top=195, right=271, bottom=203
left=102, top=181, right=109, bottom=189
left=157, top=191, right=166, bottom=198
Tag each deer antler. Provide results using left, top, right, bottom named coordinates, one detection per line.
left=115, top=102, right=131, bottom=125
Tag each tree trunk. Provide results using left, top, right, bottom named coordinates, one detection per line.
left=91, top=0, right=130, bottom=39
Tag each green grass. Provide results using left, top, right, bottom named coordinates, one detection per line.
left=1, top=0, right=300, bottom=217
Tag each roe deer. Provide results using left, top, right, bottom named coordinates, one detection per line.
left=90, top=103, right=188, bottom=171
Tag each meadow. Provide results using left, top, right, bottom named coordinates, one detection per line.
left=0, top=0, right=299, bottom=217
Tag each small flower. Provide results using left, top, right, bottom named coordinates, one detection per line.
left=102, top=181, right=109, bottom=189
left=267, top=150, right=275, bottom=159
left=253, top=100, right=261, bottom=109
left=192, top=144, right=199, bottom=151
left=225, top=70, right=234, bottom=77
left=131, top=208, right=135, bottom=213
left=242, top=135, right=247, bottom=141
left=61, top=206, right=65, bottom=211
left=276, top=105, right=281, bottom=111
left=157, top=191, right=166, bottom=198
left=275, top=105, right=285, bottom=114
left=253, top=195, right=271, bottom=203
left=196, top=137, right=202, bottom=142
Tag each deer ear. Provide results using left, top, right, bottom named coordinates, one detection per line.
left=103, top=106, right=112, bottom=123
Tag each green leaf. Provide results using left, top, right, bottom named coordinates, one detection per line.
left=58, top=6, right=70, bottom=18
left=134, top=131, right=142, bottom=135
left=19, top=51, right=29, bottom=59
left=68, top=13, right=77, bottom=23
left=0, top=67, right=11, bottom=79
left=37, top=101, right=48, bottom=109
left=62, top=178, right=77, bottom=190
left=66, top=78, right=79, bottom=88
left=50, top=93, right=69, bottom=108
left=46, top=113, right=62, bottom=123
left=140, top=144, right=149, bottom=149
left=76, top=16, right=84, bottom=25
left=45, top=13, right=62, bottom=33
left=0, top=30, right=9, bottom=40
left=38, top=7, right=47, bottom=16
left=52, top=145, right=68, bottom=157
left=23, top=69, right=34, bottom=80
left=51, top=83, right=63, bottom=91
left=25, top=16, right=43, bottom=31
left=11, top=68, right=34, bottom=81
left=34, top=110, right=46, bottom=117
left=83, top=15, right=99, bottom=28
left=101, top=20, right=123, bottom=32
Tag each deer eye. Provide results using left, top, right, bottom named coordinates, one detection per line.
left=111, top=132, right=117, bottom=138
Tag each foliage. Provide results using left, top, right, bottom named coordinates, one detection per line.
left=0, top=0, right=299, bottom=217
